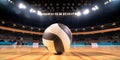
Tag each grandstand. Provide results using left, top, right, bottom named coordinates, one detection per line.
left=0, top=20, right=120, bottom=46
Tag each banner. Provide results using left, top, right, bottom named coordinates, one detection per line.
left=33, top=43, right=39, bottom=48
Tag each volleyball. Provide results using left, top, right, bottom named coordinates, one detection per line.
left=42, top=23, right=72, bottom=54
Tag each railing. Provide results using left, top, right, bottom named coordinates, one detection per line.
left=0, top=25, right=120, bottom=35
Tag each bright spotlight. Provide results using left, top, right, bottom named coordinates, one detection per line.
left=47, top=13, right=50, bottom=15
left=37, top=11, right=42, bottom=16
left=101, top=25, right=104, bottom=28
left=95, top=5, right=99, bottom=10
left=83, top=9, right=90, bottom=15
left=59, top=13, right=62, bottom=15
left=55, top=13, right=58, bottom=15
left=109, top=0, right=112, bottom=2
left=50, top=13, right=54, bottom=15
left=8, top=0, right=13, bottom=3
left=112, top=23, right=116, bottom=26
left=18, top=3, right=26, bottom=9
left=63, top=13, right=66, bottom=15
left=92, top=7, right=96, bottom=11
left=104, top=0, right=112, bottom=5
left=75, top=11, right=81, bottom=16
left=92, top=5, right=99, bottom=11
left=8, top=0, right=11, bottom=1
left=29, top=8, right=36, bottom=13
left=104, top=1, right=109, bottom=5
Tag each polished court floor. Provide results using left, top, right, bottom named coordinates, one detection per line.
left=0, top=46, right=120, bottom=60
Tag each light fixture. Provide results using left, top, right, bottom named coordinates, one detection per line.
left=2, top=21, right=5, bottom=24
left=104, top=1, right=109, bottom=5
left=92, top=7, right=96, bottom=11
left=92, top=5, right=99, bottom=11
left=91, top=27, right=94, bottom=29
left=101, top=25, right=104, bottom=28
left=47, top=13, right=50, bottom=15
left=95, top=5, right=99, bottom=10
left=22, top=25, right=25, bottom=28
left=58, top=13, right=62, bottom=15
left=83, top=28, right=86, bottom=31
left=37, top=11, right=42, bottom=16
left=75, top=29, right=78, bottom=31
left=50, top=13, right=54, bottom=15
left=112, top=23, right=116, bottom=26
left=18, top=3, right=26, bottom=9
left=13, top=24, right=16, bottom=26
left=29, top=8, right=36, bottom=13
left=38, top=28, right=41, bottom=31
left=8, top=0, right=11, bottom=1
left=55, top=13, right=58, bottom=15
left=75, top=11, right=81, bottom=16
left=109, top=0, right=112, bottom=2
left=31, top=27, right=33, bottom=30
left=83, top=9, right=90, bottom=15
left=8, top=0, right=13, bottom=3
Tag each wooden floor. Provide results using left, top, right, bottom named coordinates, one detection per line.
left=0, top=46, right=120, bottom=60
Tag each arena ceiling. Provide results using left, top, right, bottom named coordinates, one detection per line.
left=0, top=0, right=120, bottom=28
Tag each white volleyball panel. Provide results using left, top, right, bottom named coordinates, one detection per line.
left=43, top=39, right=56, bottom=53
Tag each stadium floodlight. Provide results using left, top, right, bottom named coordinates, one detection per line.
left=91, top=27, right=94, bottom=29
left=101, top=25, right=104, bottom=28
left=92, top=5, right=99, bottom=11
left=112, top=23, right=116, bottom=26
left=95, top=5, right=99, bottom=10
left=109, top=0, right=112, bottom=2
left=66, top=13, right=70, bottom=15
left=47, top=13, right=51, bottom=15
left=63, top=13, right=66, bottom=15
left=83, top=9, right=90, bottom=15
left=38, top=28, right=41, bottom=31
left=55, top=13, right=58, bottom=15
left=13, top=24, right=16, bottom=26
left=82, top=28, right=86, bottom=31
left=8, top=0, right=11, bottom=1
left=2, top=21, right=5, bottom=24
left=29, top=8, right=36, bottom=13
left=37, top=11, right=42, bottom=16
left=8, top=0, right=12, bottom=3
left=75, top=29, right=78, bottom=31
left=104, top=1, right=109, bottom=5
left=92, top=7, right=96, bottom=11
left=22, top=25, right=25, bottom=28
left=70, top=13, right=74, bottom=15
left=18, top=3, right=26, bottom=9
left=50, top=13, right=53, bottom=15
left=59, top=13, right=62, bottom=15
left=31, top=27, right=33, bottom=30
left=43, top=13, right=47, bottom=15
left=75, top=11, right=81, bottom=16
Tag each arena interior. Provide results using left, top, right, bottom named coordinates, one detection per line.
left=0, top=0, right=120, bottom=60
